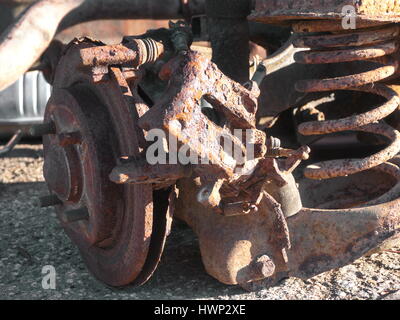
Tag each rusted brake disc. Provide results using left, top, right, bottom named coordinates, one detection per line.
left=38, top=38, right=173, bottom=287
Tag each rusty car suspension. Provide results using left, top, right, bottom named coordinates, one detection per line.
left=23, top=0, right=400, bottom=289
left=291, top=22, right=400, bottom=180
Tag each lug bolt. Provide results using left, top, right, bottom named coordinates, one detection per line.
left=64, top=207, right=89, bottom=223
left=30, top=121, right=56, bottom=136
left=37, top=194, right=63, bottom=208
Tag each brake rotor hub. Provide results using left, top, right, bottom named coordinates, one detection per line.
left=37, top=37, right=174, bottom=287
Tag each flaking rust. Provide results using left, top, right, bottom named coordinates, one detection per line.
left=250, top=0, right=400, bottom=24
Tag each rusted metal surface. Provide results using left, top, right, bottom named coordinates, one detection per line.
left=175, top=164, right=400, bottom=288
left=125, top=40, right=312, bottom=220
left=174, top=176, right=293, bottom=285
left=250, top=0, right=400, bottom=24
left=226, top=4, right=400, bottom=289
left=287, top=22, right=400, bottom=180
left=110, top=158, right=192, bottom=186
left=31, top=22, right=294, bottom=288
left=37, top=37, right=173, bottom=287
left=292, top=19, right=390, bottom=33
left=78, top=38, right=165, bottom=79
left=134, top=47, right=309, bottom=218
left=287, top=164, right=400, bottom=280
left=138, top=50, right=263, bottom=178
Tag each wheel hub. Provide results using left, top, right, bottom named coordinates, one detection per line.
left=43, top=143, right=83, bottom=203
left=37, top=38, right=173, bottom=287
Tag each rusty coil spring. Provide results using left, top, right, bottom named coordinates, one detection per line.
left=292, top=22, right=400, bottom=180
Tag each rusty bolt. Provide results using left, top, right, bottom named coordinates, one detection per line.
left=237, top=254, right=276, bottom=284
left=251, top=254, right=276, bottom=279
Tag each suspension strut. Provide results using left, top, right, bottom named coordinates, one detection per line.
left=291, top=21, right=400, bottom=180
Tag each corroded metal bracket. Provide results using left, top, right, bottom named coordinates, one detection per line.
left=119, top=49, right=308, bottom=217
left=138, top=51, right=264, bottom=178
